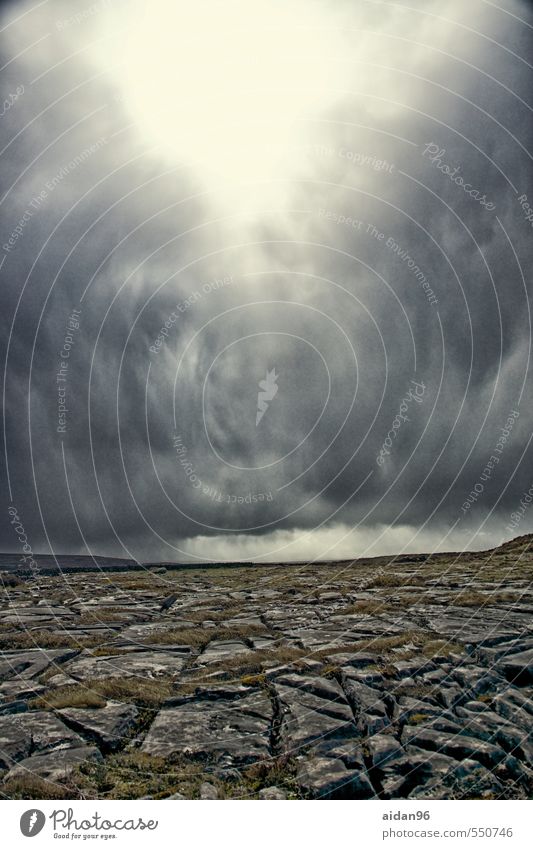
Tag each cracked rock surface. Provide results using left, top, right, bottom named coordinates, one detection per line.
left=1, top=534, right=532, bottom=799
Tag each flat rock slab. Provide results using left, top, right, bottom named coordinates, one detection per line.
left=297, top=756, right=374, bottom=799
left=274, top=674, right=359, bottom=756
left=198, top=640, right=252, bottom=665
left=4, top=606, right=73, bottom=616
left=118, top=623, right=186, bottom=641
left=62, top=651, right=186, bottom=680
left=406, top=749, right=506, bottom=800
left=496, top=649, right=533, bottom=685
left=250, top=636, right=278, bottom=650
left=423, top=610, right=532, bottom=642
left=4, top=746, right=102, bottom=783
left=367, top=733, right=405, bottom=769
left=402, top=725, right=510, bottom=772
left=222, top=617, right=264, bottom=628
left=492, top=691, right=533, bottom=732
left=454, top=706, right=533, bottom=764
left=285, top=628, right=353, bottom=648
left=110, top=643, right=192, bottom=654
left=397, top=697, right=441, bottom=723
left=477, top=638, right=533, bottom=663
left=325, top=652, right=376, bottom=670
left=3, top=545, right=533, bottom=800
left=58, top=701, right=139, bottom=752
left=141, top=686, right=272, bottom=765
left=0, top=648, right=78, bottom=682
left=259, top=786, right=287, bottom=799
left=0, top=711, right=85, bottom=770
left=341, top=676, right=391, bottom=734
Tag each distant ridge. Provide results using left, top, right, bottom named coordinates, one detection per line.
left=0, top=533, right=531, bottom=576
left=0, top=552, right=258, bottom=576
left=489, top=533, right=533, bottom=555
left=0, top=553, right=133, bottom=575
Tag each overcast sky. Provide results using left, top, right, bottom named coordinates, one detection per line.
left=1, top=0, right=532, bottom=563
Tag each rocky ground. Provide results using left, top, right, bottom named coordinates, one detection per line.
left=0, top=535, right=532, bottom=800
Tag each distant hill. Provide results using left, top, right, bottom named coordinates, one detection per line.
left=0, top=552, right=257, bottom=576
left=0, top=552, right=133, bottom=575
left=489, top=533, right=533, bottom=556
left=0, top=532, right=531, bottom=576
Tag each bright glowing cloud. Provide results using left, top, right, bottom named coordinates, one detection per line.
left=98, top=0, right=349, bottom=209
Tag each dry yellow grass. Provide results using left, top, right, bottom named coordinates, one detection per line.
left=77, top=609, right=136, bottom=625
left=3, top=773, right=82, bottom=800
left=365, top=573, right=402, bottom=588
left=32, top=675, right=175, bottom=709
left=0, top=572, right=24, bottom=587
left=141, top=623, right=266, bottom=647
left=449, top=590, right=519, bottom=607
left=176, top=645, right=308, bottom=687
left=32, top=684, right=106, bottom=709
left=0, top=630, right=104, bottom=651
left=420, top=639, right=462, bottom=657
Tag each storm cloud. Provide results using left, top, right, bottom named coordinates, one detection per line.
left=1, top=0, right=532, bottom=563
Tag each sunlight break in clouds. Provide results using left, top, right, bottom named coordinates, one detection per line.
left=98, top=0, right=348, bottom=210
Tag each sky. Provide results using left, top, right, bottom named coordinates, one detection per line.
left=1, top=0, right=532, bottom=563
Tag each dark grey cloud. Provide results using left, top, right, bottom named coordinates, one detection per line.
left=1, top=0, right=532, bottom=562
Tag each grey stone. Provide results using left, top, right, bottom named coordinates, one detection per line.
left=327, top=652, right=376, bottom=669
left=366, top=742, right=459, bottom=799
left=367, top=733, right=405, bottom=769
left=58, top=701, right=139, bottom=752
left=397, top=697, right=441, bottom=723
left=63, top=650, right=186, bottom=680
left=0, top=711, right=85, bottom=770
left=437, top=686, right=464, bottom=709
left=274, top=675, right=359, bottom=756
left=0, top=679, right=47, bottom=702
left=342, top=678, right=388, bottom=715
left=297, top=756, right=374, bottom=799
left=259, top=786, right=287, bottom=799
left=0, top=648, right=78, bottom=683
left=0, top=699, right=28, bottom=715
left=3, top=537, right=533, bottom=801
left=496, top=649, right=533, bottom=685
left=199, top=640, right=252, bottom=664
left=4, top=746, right=102, bottom=782
left=199, top=782, right=219, bottom=799
left=141, top=686, right=271, bottom=765
left=403, top=725, right=509, bottom=771
left=392, top=660, right=434, bottom=679
left=407, top=753, right=505, bottom=800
